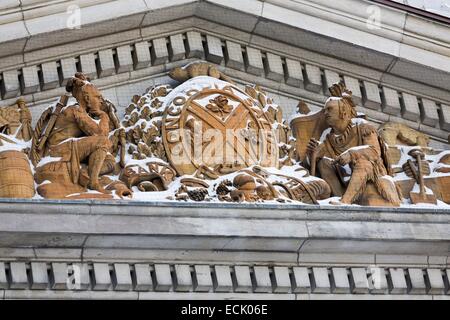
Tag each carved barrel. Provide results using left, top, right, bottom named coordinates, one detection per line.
left=0, top=150, right=35, bottom=198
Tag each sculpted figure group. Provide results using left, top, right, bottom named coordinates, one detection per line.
left=0, top=64, right=448, bottom=206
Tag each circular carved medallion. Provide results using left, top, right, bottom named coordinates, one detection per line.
left=161, top=77, right=278, bottom=175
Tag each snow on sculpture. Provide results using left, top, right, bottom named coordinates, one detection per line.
left=302, top=82, right=402, bottom=206
left=291, top=82, right=450, bottom=207
left=0, top=63, right=447, bottom=207
left=31, top=72, right=131, bottom=199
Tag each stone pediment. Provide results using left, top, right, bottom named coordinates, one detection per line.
left=0, top=1, right=449, bottom=148
left=0, top=0, right=449, bottom=300
left=1, top=0, right=450, bottom=92
left=0, top=66, right=447, bottom=221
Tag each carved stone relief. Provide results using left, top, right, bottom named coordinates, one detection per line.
left=0, top=65, right=447, bottom=207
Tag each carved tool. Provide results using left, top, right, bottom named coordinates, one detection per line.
left=118, top=128, right=126, bottom=168
left=408, top=149, right=437, bottom=205
left=37, top=94, right=69, bottom=152
left=309, top=139, right=319, bottom=176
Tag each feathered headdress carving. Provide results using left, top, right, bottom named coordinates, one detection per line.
left=328, top=81, right=357, bottom=119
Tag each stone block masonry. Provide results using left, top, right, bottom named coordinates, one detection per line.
left=0, top=260, right=446, bottom=298
left=1, top=29, right=449, bottom=143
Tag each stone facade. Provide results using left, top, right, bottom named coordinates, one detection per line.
left=0, top=0, right=449, bottom=299
left=0, top=200, right=449, bottom=299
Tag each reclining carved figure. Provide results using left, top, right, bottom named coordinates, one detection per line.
left=169, top=61, right=234, bottom=83
left=378, top=121, right=430, bottom=147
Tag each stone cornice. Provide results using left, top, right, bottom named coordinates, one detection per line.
left=0, top=260, right=448, bottom=298
left=0, top=0, right=450, bottom=91
left=0, top=27, right=448, bottom=144
left=0, top=199, right=449, bottom=265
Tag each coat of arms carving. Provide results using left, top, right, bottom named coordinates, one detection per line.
left=161, top=77, right=278, bottom=176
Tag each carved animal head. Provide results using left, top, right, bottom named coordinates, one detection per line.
left=169, top=67, right=187, bottom=82
left=416, top=135, right=430, bottom=147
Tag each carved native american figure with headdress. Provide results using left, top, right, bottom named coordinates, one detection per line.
left=305, top=82, right=402, bottom=206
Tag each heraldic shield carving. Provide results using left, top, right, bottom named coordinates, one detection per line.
left=161, top=76, right=279, bottom=176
